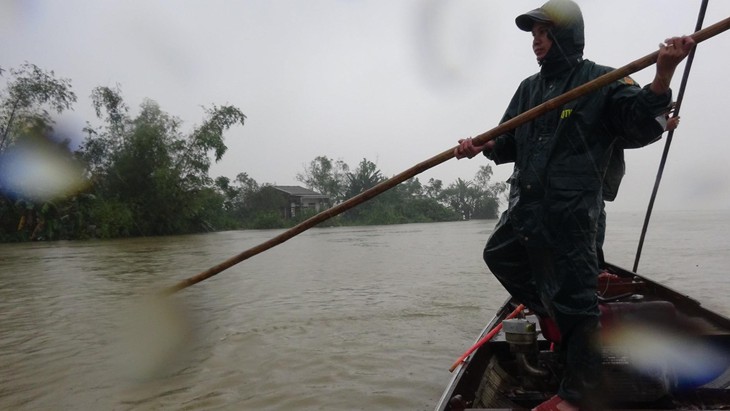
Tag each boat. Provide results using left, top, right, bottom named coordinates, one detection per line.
left=436, top=262, right=730, bottom=410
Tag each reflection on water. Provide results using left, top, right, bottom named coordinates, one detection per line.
left=0, top=210, right=728, bottom=410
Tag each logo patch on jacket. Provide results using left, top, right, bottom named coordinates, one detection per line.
left=618, top=76, right=636, bottom=85
left=560, top=108, right=573, bottom=119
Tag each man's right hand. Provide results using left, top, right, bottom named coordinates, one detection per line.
left=454, top=138, right=493, bottom=159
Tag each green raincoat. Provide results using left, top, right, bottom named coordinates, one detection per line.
left=482, top=0, right=670, bottom=406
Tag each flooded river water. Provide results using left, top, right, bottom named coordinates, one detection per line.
left=1, top=210, right=728, bottom=410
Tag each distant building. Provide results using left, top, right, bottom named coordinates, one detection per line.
left=272, top=186, right=330, bottom=219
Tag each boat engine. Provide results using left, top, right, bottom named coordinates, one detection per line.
left=502, top=318, right=549, bottom=389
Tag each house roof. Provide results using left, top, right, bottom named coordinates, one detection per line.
left=273, top=185, right=328, bottom=198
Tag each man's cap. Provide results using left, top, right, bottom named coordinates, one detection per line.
left=516, top=7, right=552, bottom=32
left=515, top=0, right=582, bottom=32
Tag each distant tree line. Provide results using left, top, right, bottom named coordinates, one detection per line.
left=0, top=63, right=506, bottom=242
left=295, top=156, right=505, bottom=226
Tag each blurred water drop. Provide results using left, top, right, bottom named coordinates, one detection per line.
left=0, top=141, right=86, bottom=201
left=604, top=323, right=729, bottom=389
left=413, top=1, right=494, bottom=91
left=111, top=295, right=195, bottom=381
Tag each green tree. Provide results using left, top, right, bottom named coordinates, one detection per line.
left=424, top=178, right=444, bottom=199
left=294, top=155, right=461, bottom=226
left=0, top=63, right=76, bottom=152
left=181, top=104, right=247, bottom=189
left=0, top=64, right=81, bottom=241
left=345, top=158, right=384, bottom=198
left=296, top=155, right=349, bottom=204
left=441, top=166, right=504, bottom=220
left=81, top=84, right=129, bottom=176
left=341, top=158, right=385, bottom=222
left=390, top=177, right=460, bottom=223
left=398, top=177, right=424, bottom=198
left=216, top=172, right=261, bottom=224
left=472, top=165, right=506, bottom=219
left=5, top=132, right=88, bottom=240
left=78, top=86, right=245, bottom=237
left=442, top=178, right=480, bottom=220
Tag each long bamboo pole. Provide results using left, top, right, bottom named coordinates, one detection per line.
left=163, top=16, right=730, bottom=296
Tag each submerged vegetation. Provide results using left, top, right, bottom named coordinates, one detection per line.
left=0, top=63, right=505, bottom=242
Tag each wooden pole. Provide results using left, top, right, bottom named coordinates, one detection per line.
left=633, top=0, right=710, bottom=273
left=163, top=16, right=730, bottom=296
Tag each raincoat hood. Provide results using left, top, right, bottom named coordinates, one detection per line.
left=516, top=0, right=585, bottom=77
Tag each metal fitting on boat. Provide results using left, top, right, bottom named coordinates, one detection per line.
left=502, top=318, right=536, bottom=346
left=502, top=318, right=549, bottom=378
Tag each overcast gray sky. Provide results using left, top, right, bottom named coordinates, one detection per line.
left=3, top=1, right=730, bottom=212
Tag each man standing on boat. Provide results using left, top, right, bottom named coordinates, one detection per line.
left=454, top=0, right=694, bottom=409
